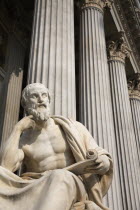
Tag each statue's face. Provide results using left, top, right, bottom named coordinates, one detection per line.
left=25, top=85, right=50, bottom=122
left=27, top=86, right=50, bottom=110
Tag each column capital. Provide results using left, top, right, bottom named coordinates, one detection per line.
left=107, top=32, right=131, bottom=63
left=81, top=0, right=113, bottom=12
left=128, top=73, right=140, bottom=100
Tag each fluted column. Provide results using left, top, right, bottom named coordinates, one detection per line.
left=79, top=1, right=123, bottom=210
left=108, top=35, right=140, bottom=210
left=0, top=35, right=25, bottom=146
left=27, top=0, right=76, bottom=119
left=128, top=74, right=140, bottom=163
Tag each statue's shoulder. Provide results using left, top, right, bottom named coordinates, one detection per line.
left=73, top=120, right=87, bottom=131
left=51, top=115, right=88, bottom=135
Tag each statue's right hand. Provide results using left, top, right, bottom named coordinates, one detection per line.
left=16, top=116, right=35, bottom=132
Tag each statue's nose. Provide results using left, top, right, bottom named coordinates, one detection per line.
left=38, top=95, right=44, bottom=103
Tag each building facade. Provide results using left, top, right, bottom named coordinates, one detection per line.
left=0, top=0, right=140, bottom=209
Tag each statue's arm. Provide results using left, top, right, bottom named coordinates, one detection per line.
left=0, top=116, right=35, bottom=172
left=0, top=126, right=24, bottom=172
left=74, top=121, right=111, bottom=175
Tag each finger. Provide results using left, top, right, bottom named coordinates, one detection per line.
left=91, top=164, right=106, bottom=172
left=85, top=170, right=96, bottom=173
left=30, top=119, right=35, bottom=123
left=94, top=158, right=102, bottom=164
left=30, top=120, right=36, bottom=129
left=85, top=170, right=102, bottom=175
left=93, top=163, right=103, bottom=170
left=28, top=115, right=34, bottom=119
left=85, top=167, right=104, bottom=173
left=40, top=113, right=44, bottom=121
left=86, top=163, right=103, bottom=170
left=87, top=162, right=101, bottom=168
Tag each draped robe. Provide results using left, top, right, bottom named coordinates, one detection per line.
left=0, top=116, right=113, bottom=210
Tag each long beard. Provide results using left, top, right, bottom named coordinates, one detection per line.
left=27, top=107, right=50, bottom=122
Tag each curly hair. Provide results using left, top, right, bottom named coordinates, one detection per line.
left=21, top=83, right=51, bottom=108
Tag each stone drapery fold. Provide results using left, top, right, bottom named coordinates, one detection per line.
left=0, top=116, right=113, bottom=210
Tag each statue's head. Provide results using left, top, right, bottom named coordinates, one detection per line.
left=21, top=83, right=51, bottom=121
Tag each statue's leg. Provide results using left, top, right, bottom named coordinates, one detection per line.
left=38, top=169, right=87, bottom=210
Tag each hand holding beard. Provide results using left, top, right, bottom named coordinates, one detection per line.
left=27, top=105, right=50, bottom=122
left=16, top=115, right=35, bottom=132
left=30, top=108, right=50, bottom=121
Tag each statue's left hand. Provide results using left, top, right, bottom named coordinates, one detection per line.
left=85, top=155, right=110, bottom=175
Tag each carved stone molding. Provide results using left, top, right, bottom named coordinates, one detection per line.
left=135, top=7, right=140, bottom=14
left=81, top=0, right=113, bottom=12
left=107, top=32, right=131, bottom=63
left=114, top=0, right=140, bottom=68
left=128, top=73, right=140, bottom=100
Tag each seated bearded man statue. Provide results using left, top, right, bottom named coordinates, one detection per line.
left=0, top=83, right=113, bottom=210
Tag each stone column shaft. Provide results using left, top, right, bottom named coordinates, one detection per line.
left=79, top=1, right=123, bottom=210
left=128, top=74, right=140, bottom=163
left=28, top=0, right=76, bottom=119
left=108, top=37, right=140, bottom=210
left=130, top=99, right=140, bottom=162
left=1, top=35, right=25, bottom=145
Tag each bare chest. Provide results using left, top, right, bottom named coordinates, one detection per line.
left=22, top=125, right=68, bottom=160
left=21, top=125, right=75, bottom=172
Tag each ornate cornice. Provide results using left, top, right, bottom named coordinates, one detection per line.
left=107, top=32, right=131, bottom=63
left=128, top=73, right=140, bottom=100
left=81, top=0, right=113, bottom=12
left=114, top=0, right=140, bottom=68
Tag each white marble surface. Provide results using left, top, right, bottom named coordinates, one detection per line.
left=27, top=0, right=76, bottom=119
left=0, top=83, right=113, bottom=210
left=79, top=3, right=122, bottom=210
left=109, top=59, right=140, bottom=210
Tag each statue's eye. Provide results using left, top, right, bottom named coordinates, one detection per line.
left=31, top=94, right=37, bottom=98
left=42, top=93, right=47, bottom=98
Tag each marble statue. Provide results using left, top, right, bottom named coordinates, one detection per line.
left=0, top=83, right=113, bottom=210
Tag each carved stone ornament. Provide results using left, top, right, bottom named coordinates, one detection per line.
left=114, top=0, right=140, bottom=68
left=128, top=73, right=140, bottom=100
left=81, top=0, right=113, bottom=12
left=0, top=83, right=113, bottom=210
left=107, top=32, right=131, bottom=63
